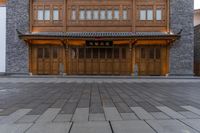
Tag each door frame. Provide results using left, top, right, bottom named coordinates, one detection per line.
left=29, top=45, right=64, bottom=75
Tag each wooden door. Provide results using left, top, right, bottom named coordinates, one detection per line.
left=106, top=48, right=113, bottom=75
left=78, top=48, right=85, bottom=74
left=148, top=47, right=155, bottom=75
left=85, top=48, right=92, bottom=74
left=37, top=47, right=45, bottom=75
left=138, top=47, right=147, bottom=75
left=68, top=45, right=131, bottom=75
left=154, top=47, right=161, bottom=75
left=119, top=47, right=131, bottom=75
left=120, top=47, right=128, bottom=74
left=51, top=47, right=62, bottom=75
left=113, top=48, right=120, bottom=75
left=99, top=48, right=106, bottom=74
left=92, top=48, right=99, bottom=74
left=136, top=46, right=162, bottom=76
left=33, top=46, right=63, bottom=75
left=37, top=47, right=51, bottom=75
left=70, top=48, right=78, bottom=74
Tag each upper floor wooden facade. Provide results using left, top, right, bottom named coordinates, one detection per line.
left=0, top=0, right=6, bottom=6
left=30, top=0, right=169, bottom=33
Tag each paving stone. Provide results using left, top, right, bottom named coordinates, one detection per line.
left=53, top=114, right=72, bottom=122
left=60, top=103, right=77, bottom=114
left=70, top=122, right=112, bottom=133
left=89, top=114, right=105, bottom=121
left=111, top=120, right=156, bottom=133
left=0, top=116, right=7, bottom=121
left=146, top=120, right=199, bottom=133
left=131, top=107, right=154, bottom=120
left=72, top=108, right=89, bottom=122
left=26, top=122, right=72, bottom=133
left=51, top=100, right=67, bottom=108
left=0, top=106, right=20, bottom=116
left=0, top=109, right=32, bottom=124
left=182, top=106, right=200, bottom=116
left=36, top=108, right=61, bottom=123
left=179, top=119, right=200, bottom=132
left=102, top=100, right=115, bottom=107
left=28, top=104, right=50, bottom=115
left=120, top=113, right=139, bottom=120
left=0, top=124, right=33, bottom=133
left=178, top=111, right=200, bottom=119
left=103, top=107, right=122, bottom=121
left=150, top=112, right=171, bottom=120
left=16, top=115, right=40, bottom=123
left=161, top=101, right=187, bottom=112
left=115, top=102, right=133, bottom=113
left=77, top=100, right=90, bottom=108
left=138, top=102, right=160, bottom=112
left=156, top=106, right=186, bottom=119
left=90, top=103, right=104, bottom=114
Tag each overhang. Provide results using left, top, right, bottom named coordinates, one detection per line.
left=18, top=31, right=181, bottom=46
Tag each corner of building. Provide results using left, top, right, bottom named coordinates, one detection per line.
left=169, top=0, right=194, bottom=76
left=6, top=0, right=29, bottom=75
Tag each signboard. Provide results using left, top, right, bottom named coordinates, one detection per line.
left=86, top=41, right=113, bottom=47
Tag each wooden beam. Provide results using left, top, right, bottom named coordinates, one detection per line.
left=31, top=40, right=63, bottom=45
left=68, top=40, right=85, bottom=46
left=135, top=40, right=168, bottom=45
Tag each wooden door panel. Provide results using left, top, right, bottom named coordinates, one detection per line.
left=148, top=62, right=154, bottom=75
left=154, top=62, right=161, bottom=75
left=85, top=48, right=92, bottom=74
left=37, top=59, right=44, bottom=74
left=136, top=46, right=162, bottom=76
left=44, top=60, right=51, bottom=74
left=100, top=60, right=106, bottom=74
left=37, top=48, right=44, bottom=75
left=139, top=62, right=146, bottom=75
left=86, top=60, right=92, bottom=74
left=113, top=62, right=120, bottom=75
left=106, top=61, right=113, bottom=74
left=78, top=61, right=85, bottom=74
left=32, top=46, right=64, bottom=75
left=67, top=46, right=130, bottom=75
left=52, top=47, right=60, bottom=75
left=92, top=61, right=99, bottom=74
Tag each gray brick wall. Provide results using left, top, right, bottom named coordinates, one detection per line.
left=169, top=0, right=194, bottom=75
left=6, top=0, right=29, bottom=74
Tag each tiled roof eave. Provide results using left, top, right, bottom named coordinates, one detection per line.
left=18, top=32, right=180, bottom=40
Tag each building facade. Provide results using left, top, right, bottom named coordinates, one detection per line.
left=194, top=9, right=200, bottom=26
left=0, top=0, right=6, bottom=74
left=6, top=0, right=194, bottom=76
left=194, top=9, right=200, bottom=75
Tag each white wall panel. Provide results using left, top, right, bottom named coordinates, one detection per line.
left=0, top=7, right=6, bottom=73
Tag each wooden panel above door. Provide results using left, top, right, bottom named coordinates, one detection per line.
left=30, top=40, right=63, bottom=45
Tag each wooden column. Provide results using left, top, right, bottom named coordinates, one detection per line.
left=62, top=44, right=67, bottom=75
left=64, top=0, right=67, bottom=32
left=29, top=0, right=33, bottom=32
left=132, top=0, right=136, bottom=32
left=129, top=41, right=133, bottom=75
left=65, top=42, right=69, bottom=75
left=28, top=44, right=32, bottom=75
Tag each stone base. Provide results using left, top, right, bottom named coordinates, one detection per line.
left=0, top=72, right=6, bottom=76
left=168, top=73, right=194, bottom=76
left=4, top=72, right=30, bottom=76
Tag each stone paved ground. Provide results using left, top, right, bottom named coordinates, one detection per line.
left=1, top=78, right=200, bottom=132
